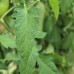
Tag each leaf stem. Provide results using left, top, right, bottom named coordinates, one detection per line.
left=0, top=19, right=14, bottom=35
left=1, top=6, right=15, bottom=20
left=27, top=0, right=40, bottom=10
left=0, top=6, right=15, bottom=35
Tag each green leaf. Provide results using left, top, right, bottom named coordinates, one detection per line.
left=50, top=53, right=66, bottom=68
left=59, top=0, right=73, bottom=14
left=48, top=0, right=59, bottom=20
left=14, top=6, right=45, bottom=74
left=43, top=14, right=61, bottom=50
left=0, top=70, right=8, bottom=74
left=43, top=44, right=54, bottom=54
left=38, top=54, right=58, bottom=74
left=62, top=32, right=74, bottom=50
left=36, top=2, right=45, bottom=31
left=0, top=34, right=16, bottom=49
left=0, top=62, right=7, bottom=69
left=5, top=53, right=19, bottom=61
left=44, top=16, right=55, bottom=34
left=66, top=50, right=74, bottom=64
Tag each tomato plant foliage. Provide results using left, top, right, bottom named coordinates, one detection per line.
left=0, top=0, right=74, bottom=74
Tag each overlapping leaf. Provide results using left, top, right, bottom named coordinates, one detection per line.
left=48, top=0, right=59, bottom=20
left=38, top=54, right=58, bottom=74
left=0, top=34, right=16, bottom=49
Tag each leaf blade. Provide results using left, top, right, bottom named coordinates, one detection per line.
left=49, top=0, right=59, bottom=20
